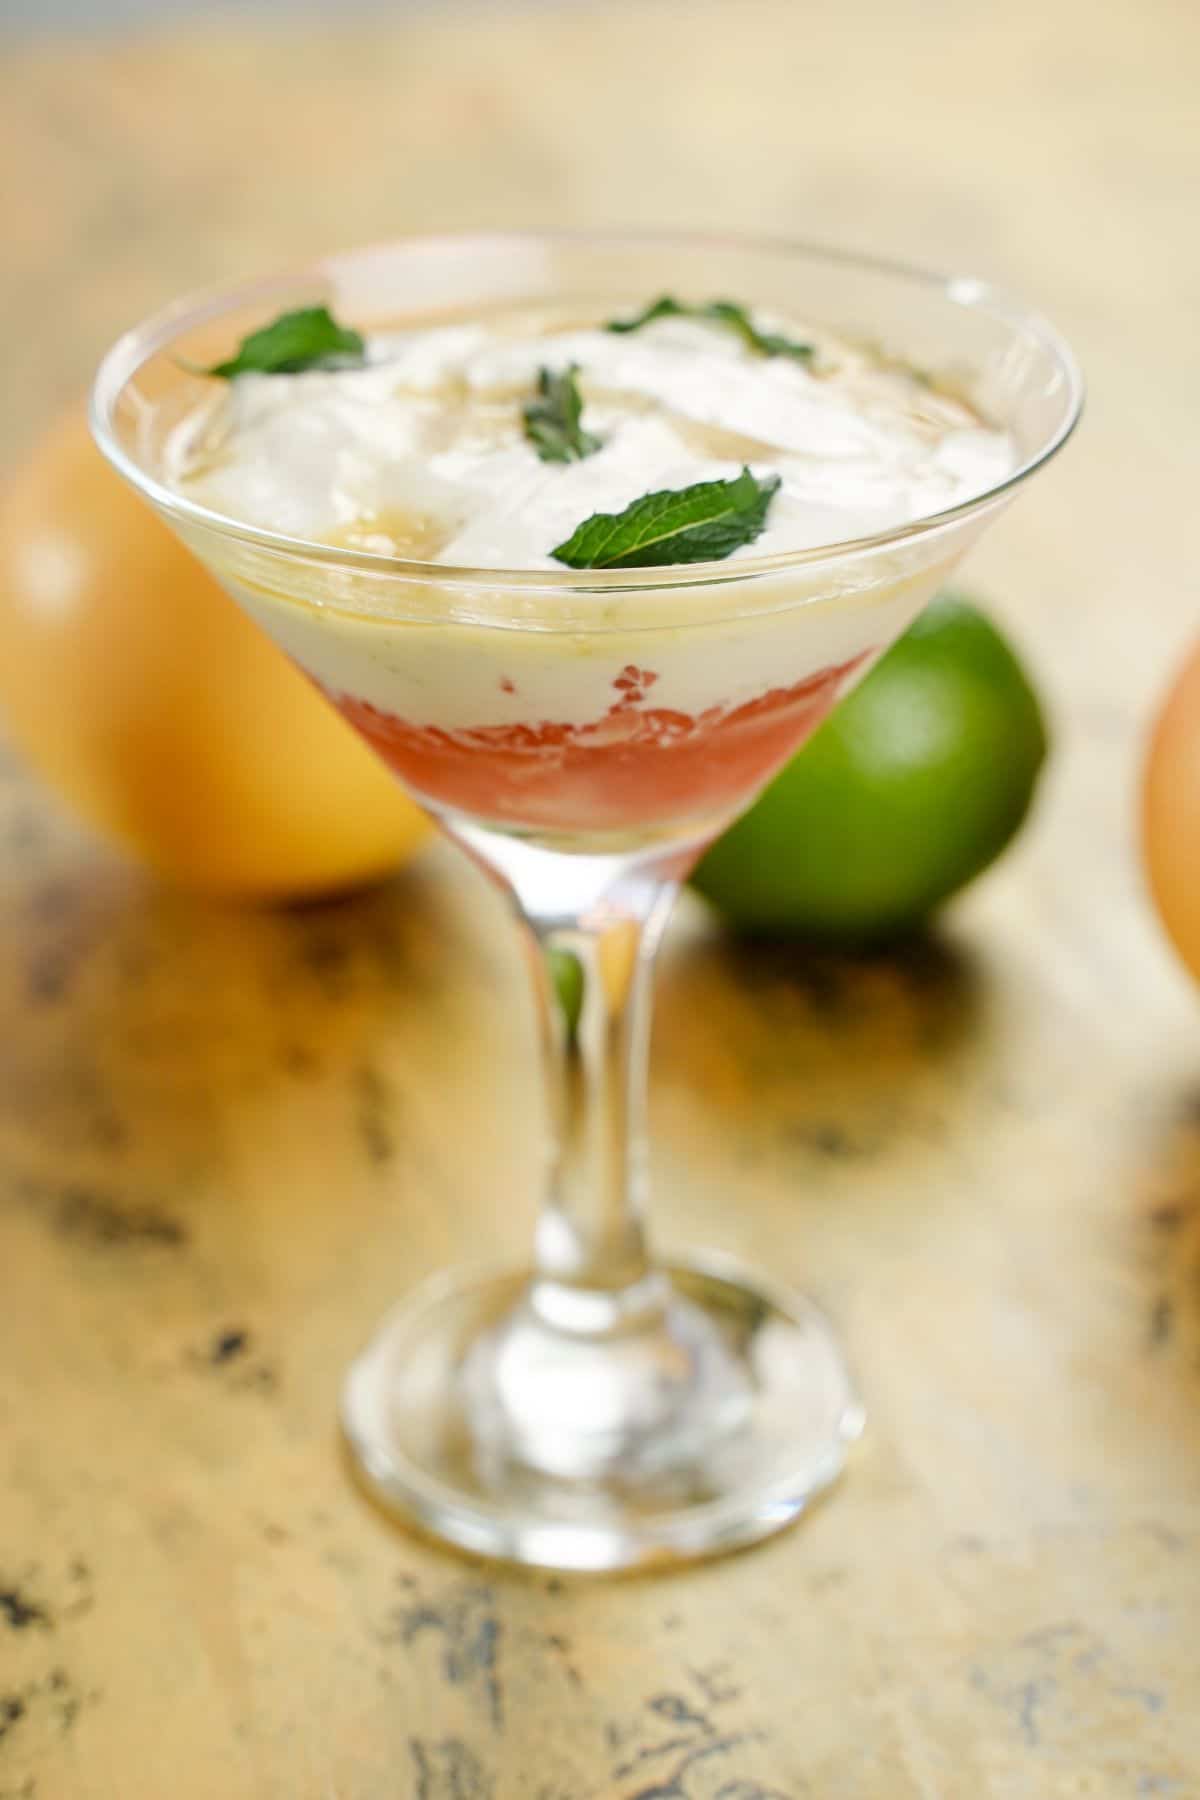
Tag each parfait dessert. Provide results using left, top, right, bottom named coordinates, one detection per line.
left=93, top=235, right=1079, bottom=1570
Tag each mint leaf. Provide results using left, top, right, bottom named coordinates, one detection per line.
left=605, top=294, right=813, bottom=363
left=605, top=295, right=689, bottom=334
left=522, top=364, right=603, bottom=463
left=551, top=467, right=781, bottom=569
left=702, top=300, right=814, bottom=363
left=206, top=306, right=365, bottom=378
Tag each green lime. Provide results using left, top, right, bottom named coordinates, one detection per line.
left=690, top=592, right=1049, bottom=941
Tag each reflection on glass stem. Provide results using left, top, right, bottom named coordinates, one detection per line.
left=525, top=864, right=679, bottom=1333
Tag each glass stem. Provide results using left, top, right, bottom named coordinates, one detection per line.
left=518, top=863, right=679, bottom=1337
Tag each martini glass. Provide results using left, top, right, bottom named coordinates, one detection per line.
left=92, top=233, right=1081, bottom=1571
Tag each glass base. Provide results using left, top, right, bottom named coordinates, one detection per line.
left=342, top=1253, right=863, bottom=1572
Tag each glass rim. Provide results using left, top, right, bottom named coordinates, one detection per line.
left=89, top=226, right=1084, bottom=596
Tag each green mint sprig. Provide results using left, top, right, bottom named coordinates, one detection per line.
left=551, top=466, right=781, bottom=569
left=204, top=306, right=366, bottom=378
left=522, top=365, right=603, bottom=463
left=606, top=295, right=814, bottom=364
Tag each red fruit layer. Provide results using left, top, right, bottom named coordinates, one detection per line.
left=331, top=653, right=869, bottom=834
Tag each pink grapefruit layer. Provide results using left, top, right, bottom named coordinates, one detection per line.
left=330, top=652, right=868, bottom=834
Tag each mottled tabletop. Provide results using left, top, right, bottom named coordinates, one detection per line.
left=2, top=0, right=1200, bottom=1794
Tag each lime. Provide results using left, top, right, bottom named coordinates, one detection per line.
left=689, top=592, right=1048, bottom=940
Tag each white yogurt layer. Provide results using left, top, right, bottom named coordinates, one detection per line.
left=225, top=572, right=927, bottom=735
left=166, top=306, right=1015, bottom=571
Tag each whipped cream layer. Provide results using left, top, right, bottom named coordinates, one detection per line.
left=167, top=305, right=1014, bottom=571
